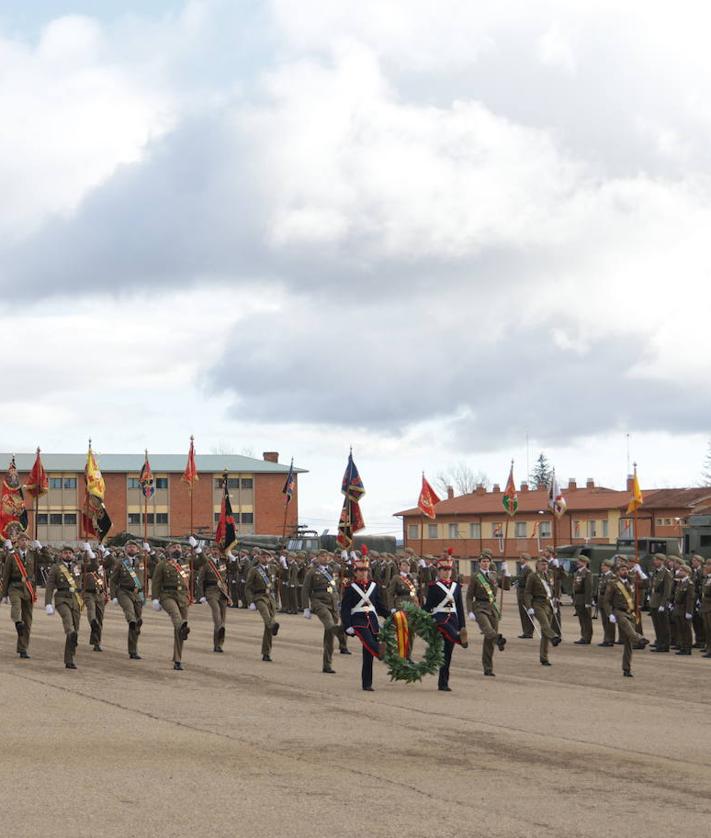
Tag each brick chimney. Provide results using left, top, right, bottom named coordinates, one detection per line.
left=263, top=452, right=279, bottom=463
left=626, top=474, right=634, bottom=491
left=568, top=478, right=577, bottom=490
left=447, top=485, right=454, bottom=500
left=586, top=478, right=595, bottom=489
left=492, top=483, right=500, bottom=493
left=475, top=483, right=486, bottom=496
left=520, top=481, right=529, bottom=492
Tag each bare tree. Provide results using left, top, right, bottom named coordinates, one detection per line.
left=210, top=441, right=236, bottom=456
left=702, top=439, right=711, bottom=486
left=435, top=463, right=490, bottom=496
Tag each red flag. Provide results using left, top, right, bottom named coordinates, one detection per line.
left=182, top=435, right=199, bottom=491
left=24, top=448, right=48, bottom=498
left=215, top=477, right=238, bottom=551
left=0, top=457, right=28, bottom=539
left=417, top=474, right=440, bottom=519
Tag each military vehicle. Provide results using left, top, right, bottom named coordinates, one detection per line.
left=682, top=515, right=711, bottom=558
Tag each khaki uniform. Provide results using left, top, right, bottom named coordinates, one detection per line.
left=152, top=559, right=191, bottom=663
left=45, top=561, right=82, bottom=665
left=523, top=571, right=558, bottom=663
left=303, top=564, right=347, bottom=669
left=245, top=564, right=278, bottom=657
left=110, top=557, right=145, bottom=656
left=197, top=558, right=229, bottom=651
left=1, top=547, right=40, bottom=655
left=515, top=562, right=533, bottom=637
left=649, top=565, right=672, bottom=651
left=691, top=566, right=706, bottom=647
left=81, top=557, right=107, bottom=648
left=701, top=573, right=711, bottom=655
left=387, top=573, right=419, bottom=612
left=672, top=577, right=695, bottom=654
left=466, top=569, right=507, bottom=674
left=603, top=577, right=646, bottom=673
left=572, top=566, right=593, bottom=643
left=597, top=570, right=616, bottom=645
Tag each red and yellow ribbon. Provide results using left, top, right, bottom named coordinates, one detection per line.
left=393, top=609, right=411, bottom=658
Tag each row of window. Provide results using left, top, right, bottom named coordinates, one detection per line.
left=44, top=476, right=255, bottom=492
left=49, top=478, right=77, bottom=490
left=409, top=520, right=611, bottom=540
left=36, top=511, right=255, bottom=528
left=37, top=513, right=77, bottom=525
left=127, top=478, right=169, bottom=490
left=127, top=513, right=169, bottom=525
left=656, top=517, right=679, bottom=526
left=213, top=512, right=253, bottom=524
left=214, top=478, right=253, bottom=490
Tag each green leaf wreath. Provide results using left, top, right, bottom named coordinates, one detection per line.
left=381, top=602, right=444, bottom=683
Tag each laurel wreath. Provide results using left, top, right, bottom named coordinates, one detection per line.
left=381, top=602, right=444, bottom=684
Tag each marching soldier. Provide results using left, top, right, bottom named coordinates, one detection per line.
left=80, top=542, right=107, bottom=652
left=690, top=554, right=706, bottom=649
left=466, top=553, right=508, bottom=676
left=604, top=559, right=649, bottom=676
left=523, top=556, right=561, bottom=666
left=245, top=550, right=280, bottom=661
left=226, top=549, right=240, bottom=607
left=387, top=557, right=419, bottom=612
left=649, top=553, right=672, bottom=653
left=45, top=545, right=83, bottom=669
left=597, top=559, right=616, bottom=647
left=702, top=558, right=711, bottom=659
left=152, top=542, right=191, bottom=670
left=672, top=564, right=695, bottom=656
left=572, top=555, right=593, bottom=644
left=424, top=549, right=468, bottom=692
left=110, top=540, right=146, bottom=660
left=515, top=553, right=533, bottom=638
left=340, top=548, right=389, bottom=691
left=1, top=530, right=41, bottom=659
left=197, top=544, right=231, bottom=653
left=302, top=549, right=349, bottom=673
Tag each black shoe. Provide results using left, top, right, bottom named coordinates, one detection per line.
left=652, top=646, right=669, bottom=653
left=702, top=652, right=711, bottom=658
left=484, top=670, right=495, bottom=677
left=638, top=638, right=649, bottom=649
left=271, top=622, right=280, bottom=637
left=496, top=634, right=507, bottom=651
left=178, top=622, right=190, bottom=641
left=551, top=636, right=561, bottom=647
left=339, top=648, right=352, bottom=655
left=213, top=647, right=224, bottom=653
left=675, top=649, right=691, bottom=656
left=93, top=644, right=103, bottom=652
left=322, top=667, right=336, bottom=674
left=615, top=640, right=624, bottom=645
left=574, top=639, right=587, bottom=644
left=129, top=653, right=142, bottom=660
left=362, top=685, right=374, bottom=691
left=15, top=622, right=24, bottom=637
left=262, top=655, right=272, bottom=662
left=136, top=618, right=143, bottom=630
left=540, top=660, right=551, bottom=666
left=438, top=685, right=452, bottom=691
left=68, top=631, right=78, bottom=650
left=597, top=642, right=613, bottom=647
left=91, top=619, right=100, bottom=633
left=623, top=671, right=633, bottom=677
left=65, top=662, right=77, bottom=670
left=173, top=661, right=183, bottom=670
left=18, top=650, right=30, bottom=659
left=518, top=634, right=533, bottom=639
left=217, top=627, right=225, bottom=644
left=693, top=642, right=705, bottom=649
left=128, top=620, right=137, bottom=632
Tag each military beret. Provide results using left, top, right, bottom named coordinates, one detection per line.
left=61, top=544, right=75, bottom=552
left=667, top=555, right=681, bottom=562
left=576, top=555, right=589, bottom=564
left=601, top=560, right=612, bottom=568
left=653, top=553, right=666, bottom=561
left=519, top=552, right=531, bottom=560
left=481, top=548, right=494, bottom=558
left=691, top=554, right=704, bottom=563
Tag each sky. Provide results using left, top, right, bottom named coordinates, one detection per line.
left=2, top=0, right=711, bottom=538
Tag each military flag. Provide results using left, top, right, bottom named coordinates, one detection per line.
left=341, top=450, right=365, bottom=502
left=626, top=464, right=643, bottom=514
left=24, top=448, right=48, bottom=498
left=139, top=451, right=154, bottom=499
left=282, top=459, right=296, bottom=504
left=0, top=457, right=28, bottom=539
left=417, top=474, right=440, bottom=519
left=182, top=435, right=199, bottom=491
left=215, top=474, right=238, bottom=551
left=337, top=451, right=366, bottom=548
left=82, top=442, right=112, bottom=542
left=502, top=461, right=518, bottom=517
left=547, top=470, right=567, bottom=518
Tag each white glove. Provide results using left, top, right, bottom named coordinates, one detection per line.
left=82, top=541, right=90, bottom=551
left=98, top=544, right=109, bottom=555
left=303, top=608, right=311, bottom=619
left=248, top=603, right=256, bottom=611
left=195, top=540, right=204, bottom=554
left=552, top=598, right=560, bottom=608
left=345, top=626, right=355, bottom=636
left=200, top=596, right=207, bottom=604
left=1, top=597, right=8, bottom=605
left=152, top=599, right=161, bottom=612
left=390, top=608, right=396, bottom=613
left=46, top=604, right=54, bottom=616
left=228, top=553, right=237, bottom=563
left=418, top=558, right=426, bottom=568
left=142, top=542, right=150, bottom=551
left=33, top=539, right=42, bottom=549
left=609, top=614, right=617, bottom=624
left=349, top=551, right=357, bottom=560
left=280, top=555, right=288, bottom=569
left=527, top=608, right=535, bottom=617
left=586, top=604, right=592, bottom=610
left=86, top=548, right=96, bottom=560
left=341, top=550, right=348, bottom=560
left=685, top=612, right=693, bottom=620
left=4, top=539, right=11, bottom=549
left=112, top=597, right=118, bottom=606
left=550, top=558, right=559, bottom=568
left=658, top=606, right=665, bottom=613
left=468, top=612, right=476, bottom=621
left=634, top=565, right=648, bottom=580
left=502, top=564, right=510, bottom=577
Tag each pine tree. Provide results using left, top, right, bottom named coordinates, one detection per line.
left=529, top=452, right=553, bottom=490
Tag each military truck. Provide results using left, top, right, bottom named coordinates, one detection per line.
left=682, top=515, right=711, bottom=558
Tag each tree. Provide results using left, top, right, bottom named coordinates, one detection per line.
left=435, top=463, right=490, bottom=496
left=210, top=441, right=235, bottom=456
left=529, top=452, right=553, bottom=490
left=702, top=439, right=711, bottom=486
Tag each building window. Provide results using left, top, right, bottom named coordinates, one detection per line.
left=63, top=513, right=77, bottom=525
left=128, top=513, right=141, bottom=526
left=587, top=520, right=598, bottom=538
left=241, top=478, right=253, bottom=490
left=63, top=478, right=77, bottom=489
left=655, top=517, right=664, bottom=526
left=515, top=522, right=527, bottom=538
left=407, top=524, right=418, bottom=539
left=428, top=524, right=438, bottom=539
left=49, top=513, right=63, bottom=525
left=240, top=513, right=254, bottom=524
left=156, top=513, right=168, bottom=524
left=155, top=478, right=168, bottom=490
left=539, top=521, right=552, bottom=538
left=469, top=523, right=481, bottom=539
left=214, top=513, right=221, bottom=524
left=50, top=478, right=63, bottom=490
left=601, top=520, right=609, bottom=538
left=214, top=477, right=240, bottom=489
left=491, top=522, right=503, bottom=538
left=36, top=513, right=48, bottom=525
left=448, top=523, right=459, bottom=539
left=619, top=519, right=633, bottom=538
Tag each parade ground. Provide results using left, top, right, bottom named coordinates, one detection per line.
left=0, top=593, right=708, bottom=838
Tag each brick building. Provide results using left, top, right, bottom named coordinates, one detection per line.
left=5, top=451, right=305, bottom=544
left=395, top=476, right=711, bottom=560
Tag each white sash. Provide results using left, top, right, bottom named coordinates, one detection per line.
left=351, top=581, right=377, bottom=613
left=432, top=580, right=457, bottom=615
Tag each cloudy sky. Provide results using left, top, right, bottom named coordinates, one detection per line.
left=2, top=0, right=710, bottom=536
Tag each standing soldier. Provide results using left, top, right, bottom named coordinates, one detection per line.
left=44, top=545, right=82, bottom=669
left=572, top=555, right=593, bottom=644
left=302, top=549, right=349, bottom=673
left=387, top=557, right=419, bottom=613
left=597, top=559, right=616, bottom=647
left=197, top=544, right=231, bottom=653
left=226, top=549, right=240, bottom=607
left=690, top=554, right=706, bottom=649
left=151, top=542, right=191, bottom=670
left=340, top=549, right=389, bottom=691
left=80, top=542, right=107, bottom=652
left=424, top=549, right=468, bottom=692
left=466, top=553, right=508, bottom=677
left=604, top=559, right=649, bottom=676
left=523, top=556, right=561, bottom=667
left=515, top=553, right=533, bottom=639
left=110, top=540, right=146, bottom=660
left=672, top=564, right=695, bottom=656
left=1, top=530, right=41, bottom=659
left=295, top=552, right=307, bottom=613
left=701, top=558, right=711, bottom=659
left=649, top=553, right=672, bottom=653
left=245, top=550, right=280, bottom=661
left=666, top=556, right=681, bottom=649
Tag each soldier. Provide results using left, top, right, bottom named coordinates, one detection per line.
left=690, top=554, right=706, bottom=649
left=340, top=549, right=389, bottom=691
left=523, top=556, right=561, bottom=666
left=466, top=553, right=508, bottom=677
left=672, top=564, right=695, bottom=656
left=151, top=542, right=191, bottom=670
left=666, top=555, right=681, bottom=648
left=596, top=560, right=616, bottom=647
left=543, top=547, right=563, bottom=628
left=295, top=552, right=307, bottom=613
left=303, top=549, right=349, bottom=673
left=110, top=540, right=146, bottom=660
left=245, top=550, right=280, bottom=661
left=649, top=553, right=672, bottom=653
left=80, top=541, right=107, bottom=652
left=515, top=552, right=533, bottom=638
left=424, top=549, right=468, bottom=692
left=237, top=551, right=250, bottom=608
left=604, top=559, right=649, bottom=676
left=197, top=544, right=231, bottom=653
left=226, top=549, right=240, bottom=607
left=387, top=557, right=419, bottom=613
left=1, top=530, right=41, bottom=659
left=45, top=545, right=83, bottom=669
left=702, top=558, right=711, bottom=659
left=572, top=555, right=593, bottom=644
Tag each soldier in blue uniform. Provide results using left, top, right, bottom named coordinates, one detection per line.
left=424, top=549, right=468, bottom=692
left=340, top=549, right=389, bottom=691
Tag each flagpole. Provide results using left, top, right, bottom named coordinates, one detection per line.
left=143, top=450, right=149, bottom=592
left=281, top=495, right=289, bottom=541
left=632, top=463, right=642, bottom=631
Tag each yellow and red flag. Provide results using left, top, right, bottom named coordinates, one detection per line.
left=24, top=447, right=48, bottom=498
left=503, top=461, right=518, bottom=517
left=417, top=474, right=440, bottom=519
left=182, top=435, right=199, bottom=492
left=627, top=465, right=643, bottom=514
left=82, top=443, right=111, bottom=542
left=0, top=457, right=28, bottom=539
